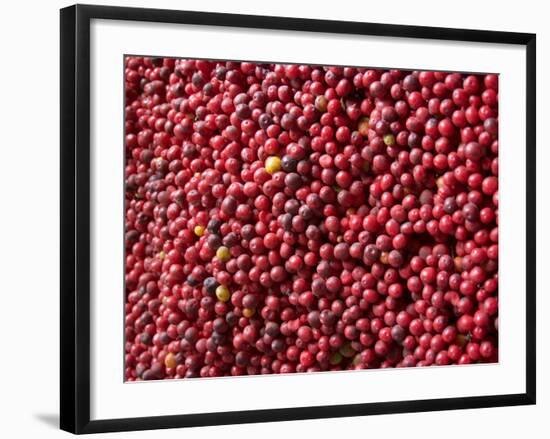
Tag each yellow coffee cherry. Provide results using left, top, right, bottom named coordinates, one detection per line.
left=216, top=285, right=230, bottom=302
left=315, top=95, right=328, bottom=112
left=164, top=352, right=177, bottom=369
left=383, top=133, right=395, bottom=146
left=243, top=307, right=256, bottom=318
left=358, top=116, right=370, bottom=136
left=216, top=246, right=231, bottom=262
left=194, top=225, right=205, bottom=237
left=265, top=156, right=281, bottom=174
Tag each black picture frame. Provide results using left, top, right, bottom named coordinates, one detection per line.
left=60, top=4, right=536, bottom=434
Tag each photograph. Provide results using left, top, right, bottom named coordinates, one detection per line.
left=124, top=57, right=499, bottom=381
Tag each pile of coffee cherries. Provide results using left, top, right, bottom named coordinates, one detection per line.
left=124, top=57, right=498, bottom=381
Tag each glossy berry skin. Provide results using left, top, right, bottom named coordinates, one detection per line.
left=124, top=57, right=498, bottom=381
left=215, top=285, right=230, bottom=302
left=265, top=156, right=282, bottom=175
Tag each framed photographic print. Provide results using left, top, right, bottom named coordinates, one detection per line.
left=60, top=4, right=536, bottom=434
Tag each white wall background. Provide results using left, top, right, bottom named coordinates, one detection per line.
left=0, top=0, right=546, bottom=437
